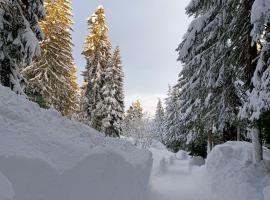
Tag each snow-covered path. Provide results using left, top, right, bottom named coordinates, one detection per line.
left=148, top=150, right=211, bottom=200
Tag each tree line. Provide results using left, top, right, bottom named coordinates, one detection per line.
left=154, top=0, right=270, bottom=162
left=0, top=1, right=125, bottom=137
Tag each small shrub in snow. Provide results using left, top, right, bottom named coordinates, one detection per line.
left=189, top=156, right=205, bottom=167
left=188, top=156, right=205, bottom=173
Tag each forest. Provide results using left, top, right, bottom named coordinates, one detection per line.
left=0, top=0, right=270, bottom=200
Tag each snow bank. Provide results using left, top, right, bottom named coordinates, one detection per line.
left=148, top=141, right=175, bottom=175
left=175, top=150, right=189, bottom=160
left=0, top=86, right=152, bottom=200
left=206, top=141, right=270, bottom=200
left=0, top=171, right=14, bottom=200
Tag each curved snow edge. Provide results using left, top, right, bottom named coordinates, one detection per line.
left=0, top=85, right=153, bottom=200
left=206, top=141, right=270, bottom=200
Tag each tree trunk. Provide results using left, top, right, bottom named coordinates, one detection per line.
left=207, top=131, right=213, bottom=154
left=237, top=126, right=241, bottom=141
left=251, top=126, right=263, bottom=163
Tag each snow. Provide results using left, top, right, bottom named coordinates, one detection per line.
left=147, top=141, right=270, bottom=200
left=175, top=150, right=189, bottom=160
left=251, top=0, right=270, bottom=41
left=1, top=85, right=270, bottom=200
left=148, top=142, right=211, bottom=200
left=0, top=85, right=152, bottom=200
left=206, top=141, right=270, bottom=200
left=263, top=186, right=270, bottom=199
left=0, top=171, right=14, bottom=200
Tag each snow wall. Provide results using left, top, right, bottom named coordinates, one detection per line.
left=206, top=141, right=270, bottom=200
left=0, top=86, right=153, bottom=200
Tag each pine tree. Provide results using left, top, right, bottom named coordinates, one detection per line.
left=97, top=47, right=125, bottom=137
left=174, top=0, right=261, bottom=153
left=113, top=47, right=125, bottom=121
left=123, top=100, right=153, bottom=147
left=0, top=0, right=45, bottom=93
left=163, top=86, right=183, bottom=146
left=239, top=0, right=270, bottom=162
left=153, top=98, right=165, bottom=143
left=174, top=0, right=270, bottom=160
left=22, top=0, right=78, bottom=116
left=123, top=100, right=143, bottom=137
left=80, top=5, right=111, bottom=130
left=125, top=100, right=143, bottom=121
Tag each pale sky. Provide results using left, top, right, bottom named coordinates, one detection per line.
left=72, top=0, right=191, bottom=115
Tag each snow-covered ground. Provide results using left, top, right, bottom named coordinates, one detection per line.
left=0, top=86, right=152, bottom=200
left=147, top=141, right=270, bottom=200
left=147, top=142, right=211, bottom=200
left=207, top=141, right=270, bottom=200
left=1, top=85, right=270, bottom=200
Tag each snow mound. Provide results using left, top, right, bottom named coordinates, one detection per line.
left=0, top=86, right=152, bottom=200
left=0, top=171, right=14, bottom=200
left=175, top=150, right=189, bottom=160
left=206, top=141, right=270, bottom=200
left=148, top=141, right=175, bottom=174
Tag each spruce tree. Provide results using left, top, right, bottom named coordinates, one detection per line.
left=0, top=0, right=45, bottom=93
left=174, top=0, right=261, bottom=153
left=97, top=47, right=125, bottom=137
left=125, top=100, right=143, bottom=121
left=173, top=0, right=270, bottom=160
left=123, top=100, right=149, bottom=145
left=239, top=0, right=270, bottom=162
left=153, top=98, right=165, bottom=143
left=163, top=86, right=183, bottom=146
left=80, top=5, right=111, bottom=131
left=22, top=0, right=78, bottom=116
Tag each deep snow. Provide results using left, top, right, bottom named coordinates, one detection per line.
left=0, top=86, right=152, bottom=200
left=1, top=85, right=270, bottom=200
left=206, top=141, right=270, bottom=200
left=147, top=142, right=211, bottom=200
left=147, top=141, right=270, bottom=200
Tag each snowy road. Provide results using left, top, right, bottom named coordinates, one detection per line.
left=148, top=154, right=211, bottom=200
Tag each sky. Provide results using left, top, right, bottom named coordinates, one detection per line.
left=72, top=0, right=191, bottom=115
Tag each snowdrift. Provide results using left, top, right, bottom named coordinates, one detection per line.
left=206, top=141, right=270, bottom=200
left=0, top=86, right=153, bottom=200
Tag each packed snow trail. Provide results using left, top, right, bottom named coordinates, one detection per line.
left=147, top=147, right=211, bottom=200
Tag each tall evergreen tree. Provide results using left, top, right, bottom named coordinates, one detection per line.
left=239, top=0, right=270, bottom=162
left=153, top=98, right=165, bottom=143
left=125, top=100, right=143, bottom=122
left=80, top=5, right=111, bottom=131
left=123, top=100, right=152, bottom=146
left=163, top=86, right=183, bottom=146
left=0, top=0, right=45, bottom=93
left=97, top=47, right=125, bottom=137
left=22, top=0, right=78, bottom=116
left=173, top=0, right=260, bottom=153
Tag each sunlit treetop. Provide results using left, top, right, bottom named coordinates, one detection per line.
left=83, top=5, right=111, bottom=57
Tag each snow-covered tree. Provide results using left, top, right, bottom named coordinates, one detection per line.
left=80, top=5, right=111, bottom=130
left=0, top=0, right=45, bottom=93
left=163, top=86, right=183, bottom=146
left=125, top=100, right=143, bottom=122
left=123, top=101, right=154, bottom=147
left=22, top=0, right=78, bottom=116
left=239, top=0, right=270, bottom=163
left=153, top=98, right=165, bottom=142
left=97, top=47, right=125, bottom=137
left=175, top=0, right=261, bottom=153
left=174, top=0, right=270, bottom=160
